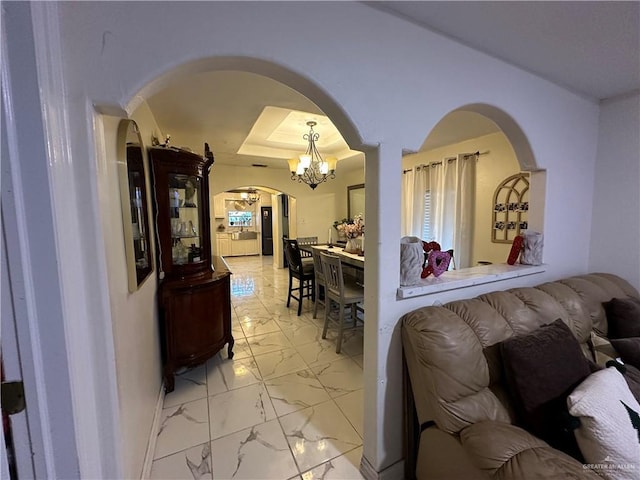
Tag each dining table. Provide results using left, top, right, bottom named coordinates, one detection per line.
left=301, top=244, right=365, bottom=270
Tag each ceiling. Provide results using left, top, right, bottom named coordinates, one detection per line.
left=142, top=2, right=639, bottom=170
left=145, top=70, right=499, bottom=169
left=371, top=1, right=640, bottom=100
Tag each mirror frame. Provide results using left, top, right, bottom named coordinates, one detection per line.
left=117, top=119, right=153, bottom=292
left=347, top=183, right=365, bottom=220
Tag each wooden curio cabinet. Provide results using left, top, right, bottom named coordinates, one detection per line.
left=149, top=146, right=233, bottom=392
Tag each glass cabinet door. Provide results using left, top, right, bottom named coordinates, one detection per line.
left=168, top=173, right=203, bottom=266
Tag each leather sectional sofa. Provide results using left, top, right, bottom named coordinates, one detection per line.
left=401, top=273, right=640, bottom=479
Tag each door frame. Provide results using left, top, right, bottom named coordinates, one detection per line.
left=1, top=150, right=37, bottom=479
left=2, top=3, right=122, bottom=478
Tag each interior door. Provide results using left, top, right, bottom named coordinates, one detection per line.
left=261, top=206, right=273, bottom=255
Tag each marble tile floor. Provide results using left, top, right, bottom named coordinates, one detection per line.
left=150, top=256, right=365, bottom=480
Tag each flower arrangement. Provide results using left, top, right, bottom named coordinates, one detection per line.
left=335, top=214, right=364, bottom=239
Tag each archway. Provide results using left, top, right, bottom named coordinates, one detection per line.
left=122, top=58, right=371, bottom=478
left=212, top=184, right=296, bottom=269
left=401, top=104, right=545, bottom=268
left=128, top=56, right=364, bottom=154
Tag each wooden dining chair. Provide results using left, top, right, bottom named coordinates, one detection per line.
left=320, top=252, right=364, bottom=353
left=283, top=239, right=315, bottom=316
left=312, top=250, right=326, bottom=319
left=297, top=236, right=318, bottom=258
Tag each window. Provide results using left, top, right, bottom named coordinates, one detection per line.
left=422, top=190, right=431, bottom=241
left=228, top=210, right=253, bottom=227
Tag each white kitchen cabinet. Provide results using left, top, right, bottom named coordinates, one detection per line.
left=228, top=238, right=259, bottom=256
left=230, top=239, right=244, bottom=256
left=214, top=196, right=226, bottom=218
left=246, top=239, right=258, bottom=255
left=216, top=234, right=231, bottom=256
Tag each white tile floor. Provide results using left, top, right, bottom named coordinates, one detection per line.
left=150, top=256, right=365, bottom=480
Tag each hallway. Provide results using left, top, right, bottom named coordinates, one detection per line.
left=149, top=256, right=365, bottom=479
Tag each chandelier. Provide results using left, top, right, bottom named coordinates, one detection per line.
left=241, top=189, right=261, bottom=205
left=288, top=121, right=337, bottom=190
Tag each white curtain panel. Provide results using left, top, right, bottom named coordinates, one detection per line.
left=428, top=156, right=476, bottom=269
left=411, top=166, right=428, bottom=238
left=401, top=157, right=475, bottom=268
left=453, top=154, right=476, bottom=269
left=401, top=165, right=429, bottom=238
left=401, top=168, right=414, bottom=237
left=429, top=161, right=446, bottom=245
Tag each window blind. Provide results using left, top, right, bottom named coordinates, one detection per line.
left=422, top=190, right=431, bottom=240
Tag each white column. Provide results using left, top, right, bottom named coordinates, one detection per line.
left=362, top=141, right=405, bottom=478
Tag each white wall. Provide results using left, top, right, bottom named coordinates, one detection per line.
left=37, top=1, right=610, bottom=477
left=96, top=116, right=162, bottom=479
left=589, top=92, right=640, bottom=290
left=403, top=132, right=521, bottom=265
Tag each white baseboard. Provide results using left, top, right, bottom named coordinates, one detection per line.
left=360, top=455, right=405, bottom=480
left=141, top=382, right=165, bottom=479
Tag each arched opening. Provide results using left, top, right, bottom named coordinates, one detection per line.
left=129, top=66, right=367, bottom=267
left=121, top=59, right=369, bottom=477
left=401, top=104, right=545, bottom=274
left=211, top=184, right=296, bottom=271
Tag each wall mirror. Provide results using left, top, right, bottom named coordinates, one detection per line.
left=118, top=119, right=153, bottom=291
left=347, top=183, right=365, bottom=221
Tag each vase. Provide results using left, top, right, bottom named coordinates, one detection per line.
left=520, top=231, right=543, bottom=265
left=344, top=237, right=360, bottom=254
left=400, top=236, right=424, bottom=286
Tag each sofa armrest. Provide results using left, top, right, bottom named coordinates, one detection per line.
left=416, top=427, right=489, bottom=480
left=460, top=421, right=601, bottom=479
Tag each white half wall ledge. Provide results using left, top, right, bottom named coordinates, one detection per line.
left=397, top=263, right=547, bottom=299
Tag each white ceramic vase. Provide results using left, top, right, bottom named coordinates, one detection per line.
left=520, top=231, right=544, bottom=265
left=400, top=236, right=424, bottom=286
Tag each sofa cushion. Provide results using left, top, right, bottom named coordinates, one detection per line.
left=567, top=367, right=640, bottom=480
left=611, top=337, right=640, bottom=369
left=500, top=319, right=590, bottom=460
left=459, top=421, right=601, bottom=479
left=417, top=427, right=489, bottom=480
left=604, top=297, right=640, bottom=339
left=401, top=274, right=638, bottom=438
